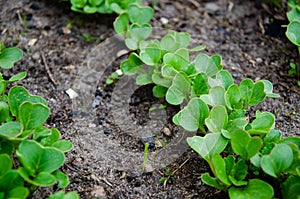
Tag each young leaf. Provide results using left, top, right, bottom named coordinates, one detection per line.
left=8, top=86, right=48, bottom=117
left=160, top=34, right=179, bottom=52
left=0, top=101, right=10, bottom=123
left=229, top=159, right=248, bottom=186
left=212, top=153, right=231, bottom=186
left=166, top=72, right=190, bottom=105
left=5, top=187, right=29, bottom=199
left=0, top=121, right=22, bottom=140
left=120, top=52, right=143, bottom=75
left=201, top=172, right=227, bottom=191
left=152, top=85, right=167, bottom=98
left=225, top=84, right=242, bottom=110
left=261, top=143, right=293, bottom=178
left=231, top=130, right=262, bottom=160
left=0, top=47, right=23, bottom=69
left=187, top=133, right=228, bottom=163
left=200, top=86, right=226, bottom=106
left=152, top=72, right=172, bottom=88
left=205, top=105, right=228, bottom=133
left=8, top=72, right=27, bottom=83
left=139, top=42, right=162, bottom=65
left=113, top=13, right=129, bottom=36
left=286, top=20, right=300, bottom=46
left=19, top=102, right=50, bottom=130
left=163, top=52, right=190, bottom=72
left=281, top=176, right=300, bottom=199
left=47, top=190, right=80, bottom=199
left=208, top=70, right=234, bottom=90
left=0, top=154, right=12, bottom=176
left=261, top=80, right=280, bottom=98
left=136, top=73, right=153, bottom=85
left=70, top=0, right=87, bottom=8
left=173, top=97, right=209, bottom=132
left=125, top=24, right=152, bottom=50
left=51, top=140, right=73, bottom=152
left=53, top=172, right=70, bottom=188
left=229, top=179, right=274, bottom=199
left=191, top=73, right=209, bottom=96
left=193, top=54, right=222, bottom=77
left=247, top=111, right=275, bottom=136
left=16, top=140, right=65, bottom=176
left=128, top=4, right=154, bottom=24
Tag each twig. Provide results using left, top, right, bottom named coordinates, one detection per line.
left=163, top=157, right=190, bottom=189
left=16, top=10, right=26, bottom=29
left=41, top=52, right=58, bottom=86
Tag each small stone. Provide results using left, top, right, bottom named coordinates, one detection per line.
left=144, top=163, right=154, bottom=174
left=28, top=38, right=38, bottom=46
left=160, top=17, right=169, bottom=24
left=256, top=57, right=263, bottom=64
left=92, top=96, right=102, bottom=108
left=116, top=69, right=123, bottom=76
left=104, top=129, right=113, bottom=135
left=91, top=185, right=106, bottom=199
left=205, top=2, right=220, bottom=12
left=62, top=26, right=71, bottom=34
left=141, top=137, right=155, bottom=148
left=162, top=127, right=171, bottom=136
left=155, top=139, right=163, bottom=148
left=66, top=88, right=78, bottom=99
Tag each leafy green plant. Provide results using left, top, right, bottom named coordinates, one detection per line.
left=286, top=0, right=300, bottom=85
left=112, top=3, right=300, bottom=198
left=0, top=44, right=78, bottom=199
left=70, top=0, right=141, bottom=14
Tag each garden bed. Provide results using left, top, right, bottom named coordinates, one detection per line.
left=1, top=0, right=299, bottom=198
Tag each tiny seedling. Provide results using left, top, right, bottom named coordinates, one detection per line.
left=142, top=142, right=149, bottom=172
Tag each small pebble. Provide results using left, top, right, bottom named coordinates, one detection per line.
left=160, top=17, right=169, bottom=24
left=116, top=69, right=123, bottom=76
left=256, top=57, right=263, bottom=64
left=141, top=137, right=155, bottom=148
left=92, top=96, right=102, bottom=108
left=162, top=127, right=171, bottom=136
left=28, top=38, right=38, bottom=46
left=104, top=129, right=113, bottom=135
left=66, top=88, right=78, bottom=99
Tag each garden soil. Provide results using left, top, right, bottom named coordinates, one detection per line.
left=0, top=0, right=299, bottom=198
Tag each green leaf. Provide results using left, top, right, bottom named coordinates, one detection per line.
left=166, top=72, right=190, bottom=105
left=51, top=140, right=73, bottom=152
left=125, top=24, right=152, bottom=50
left=187, top=133, right=228, bottom=163
left=0, top=47, right=23, bottom=69
left=200, top=86, right=226, bottom=106
left=16, top=140, right=65, bottom=175
left=139, top=42, right=162, bottom=65
left=120, top=53, right=143, bottom=75
left=88, top=0, right=102, bottom=7
left=261, top=143, right=293, bottom=178
left=113, top=13, right=129, bottom=35
left=152, top=85, right=167, bottom=98
left=208, top=70, right=234, bottom=90
left=286, top=20, right=300, bottom=46
left=263, top=129, right=282, bottom=145
left=6, top=187, right=29, bottom=199
left=281, top=176, right=300, bottom=199
left=201, top=172, right=227, bottom=191
left=189, top=44, right=206, bottom=52
left=212, top=153, right=231, bottom=186
left=205, top=105, right=228, bottom=133
left=0, top=102, right=10, bottom=123
left=136, top=73, right=153, bottom=85
left=40, top=128, right=60, bottom=146
left=8, top=86, right=48, bottom=117
left=240, top=79, right=266, bottom=107
left=193, top=54, right=222, bottom=77
left=229, top=159, right=248, bottom=186
left=247, top=111, right=275, bottom=136
left=128, top=4, right=154, bottom=24
left=53, top=172, right=70, bottom=188
left=0, top=141, right=14, bottom=155
left=160, top=34, right=179, bottom=52
left=8, top=72, right=27, bottom=83
left=47, top=190, right=80, bottom=199
left=192, top=73, right=209, bottom=96
left=83, top=5, right=98, bottom=13
left=19, top=102, right=50, bottom=130
left=0, top=170, right=24, bottom=193
left=261, top=80, right=280, bottom=98
left=229, top=179, right=274, bottom=199
left=0, top=154, right=12, bottom=176
left=163, top=52, right=190, bottom=72
left=231, top=130, right=262, bottom=160
left=173, top=97, right=209, bottom=132
left=70, top=0, right=87, bottom=8
left=0, top=121, right=22, bottom=140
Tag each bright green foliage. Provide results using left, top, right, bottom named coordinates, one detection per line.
left=286, top=0, right=300, bottom=85
left=0, top=44, right=75, bottom=198
left=70, top=0, right=141, bottom=14
left=111, top=2, right=299, bottom=198
left=47, top=190, right=80, bottom=199
left=0, top=42, right=22, bottom=69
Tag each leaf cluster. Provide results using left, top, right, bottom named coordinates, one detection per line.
left=0, top=44, right=78, bottom=199
left=286, top=0, right=300, bottom=84
left=112, top=4, right=300, bottom=199
left=70, top=0, right=141, bottom=14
